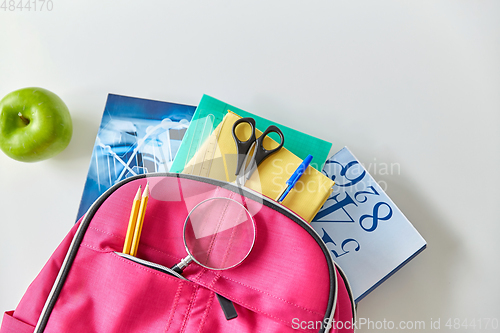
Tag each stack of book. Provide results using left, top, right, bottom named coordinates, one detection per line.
left=77, top=93, right=426, bottom=303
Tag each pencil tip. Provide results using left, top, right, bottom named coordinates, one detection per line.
left=143, top=182, right=150, bottom=197
left=134, top=186, right=142, bottom=200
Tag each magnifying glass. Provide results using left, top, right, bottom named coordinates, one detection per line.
left=172, top=197, right=256, bottom=274
left=170, top=197, right=255, bottom=320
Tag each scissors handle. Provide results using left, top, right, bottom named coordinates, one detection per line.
left=253, top=125, right=284, bottom=167
left=232, top=117, right=285, bottom=177
left=232, top=118, right=257, bottom=175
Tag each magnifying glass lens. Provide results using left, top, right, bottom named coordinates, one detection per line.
left=184, top=198, right=255, bottom=270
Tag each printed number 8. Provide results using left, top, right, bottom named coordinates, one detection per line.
left=9, top=0, right=14, bottom=10
left=359, top=202, right=393, bottom=232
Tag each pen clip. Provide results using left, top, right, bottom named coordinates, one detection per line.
left=287, top=154, right=313, bottom=187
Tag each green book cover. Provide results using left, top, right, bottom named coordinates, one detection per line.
left=170, top=95, right=331, bottom=173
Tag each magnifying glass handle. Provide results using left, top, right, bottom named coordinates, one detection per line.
left=171, top=255, right=193, bottom=274
left=171, top=255, right=239, bottom=320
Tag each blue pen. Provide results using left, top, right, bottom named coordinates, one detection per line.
left=276, top=154, right=313, bottom=203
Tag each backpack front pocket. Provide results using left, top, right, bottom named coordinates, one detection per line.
left=43, top=247, right=198, bottom=333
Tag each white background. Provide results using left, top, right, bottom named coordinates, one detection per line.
left=1, top=1, right=499, bottom=331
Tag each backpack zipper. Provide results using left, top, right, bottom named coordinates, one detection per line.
left=114, top=251, right=188, bottom=281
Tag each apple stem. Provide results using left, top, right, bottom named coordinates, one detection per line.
left=18, top=112, right=30, bottom=125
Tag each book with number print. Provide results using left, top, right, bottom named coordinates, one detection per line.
left=311, top=147, right=426, bottom=302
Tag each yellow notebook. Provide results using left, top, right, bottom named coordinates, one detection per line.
left=182, top=111, right=334, bottom=222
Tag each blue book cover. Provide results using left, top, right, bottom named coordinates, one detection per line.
left=76, top=94, right=196, bottom=221
left=311, top=147, right=426, bottom=302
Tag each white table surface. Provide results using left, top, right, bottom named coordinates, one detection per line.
left=1, top=1, right=499, bottom=332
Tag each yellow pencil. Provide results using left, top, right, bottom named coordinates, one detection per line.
left=122, top=186, right=142, bottom=255
left=130, top=182, right=149, bottom=257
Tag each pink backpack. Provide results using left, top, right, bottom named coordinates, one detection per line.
left=1, top=174, right=356, bottom=333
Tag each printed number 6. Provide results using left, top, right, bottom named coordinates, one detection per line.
left=323, top=160, right=366, bottom=187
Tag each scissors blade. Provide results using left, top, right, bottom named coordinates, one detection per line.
left=235, top=143, right=258, bottom=186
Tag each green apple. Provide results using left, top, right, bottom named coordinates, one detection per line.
left=0, top=87, right=73, bottom=162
